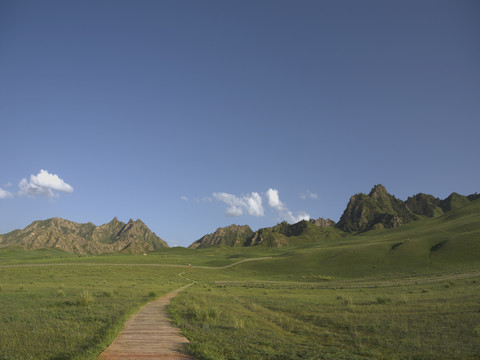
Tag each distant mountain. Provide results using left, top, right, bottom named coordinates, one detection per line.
left=336, top=184, right=418, bottom=232
left=0, top=217, right=168, bottom=254
left=189, top=225, right=255, bottom=249
left=404, top=193, right=444, bottom=217
left=189, top=184, right=479, bottom=248
left=336, top=185, right=479, bottom=232
left=189, top=217, right=337, bottom=249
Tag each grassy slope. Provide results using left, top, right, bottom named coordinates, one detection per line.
left=229, top=198, right=480, bottom=280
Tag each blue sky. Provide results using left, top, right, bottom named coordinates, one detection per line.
left=1, top=0, right=479, bottom=247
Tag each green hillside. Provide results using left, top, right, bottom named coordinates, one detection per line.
left=190, top=185, right=479, bottom=249
left=229, top=197, right=480, bottom=279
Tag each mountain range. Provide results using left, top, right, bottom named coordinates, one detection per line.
left=0, top=217, right=168, bottom=254
left=1, top=184, right=478, bottom=253
left=190, top=184, right=479, bottom=248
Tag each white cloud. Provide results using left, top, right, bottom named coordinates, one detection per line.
left=244, top=192, right=263, bottom=216
left=213, top=188, right=309, bottom=223
left=213, top=192, right=264, bottom=217
left=18, top=169, right=73, bottom=198
left=301, top=190, right=318, bottom=200
left=226, top=205, right=243, bottom=217
left=180, top=196, right=189, bottom=202
left=4, top=182, right=12, bottom=188
left=284, top=210, right=310, bottom=223
left=266, top=188, right=310, bottom=223
left=266, top=188, right=285, bottom=210
left=0, top=187, right=13, bottom=199
left=307, top=190, right=318, bottom=199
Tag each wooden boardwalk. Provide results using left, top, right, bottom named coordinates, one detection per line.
left=99, top=284, right=194, bottom=360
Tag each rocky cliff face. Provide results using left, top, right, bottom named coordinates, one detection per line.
left=0, top=217, right=168, bottom=254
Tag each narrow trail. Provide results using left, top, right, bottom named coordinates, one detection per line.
left=1, top=256, right=270, bottom=359
left=99, top=282, right=195, bottom=360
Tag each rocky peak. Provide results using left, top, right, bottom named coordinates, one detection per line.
left=309, top=218, right=336, bottom=227
left=109, top=217, right=120, bottom=224
left=189, top=224, right=254, bottom=249
left=0, top=217, right=168, bottom=254
left=369, top=184, right=388, bottom=198
left=336, top=185, right=417, bottom=232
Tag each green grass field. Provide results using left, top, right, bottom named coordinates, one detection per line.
left=170, top=274, right=480, bottom=360
left=1, top=200, right=479, bottom=359
left=0, top=263, right=187, bottom=360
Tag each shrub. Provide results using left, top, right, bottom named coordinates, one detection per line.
left=185, top=303, right=201, bottom=320
left=77, top=290, right=94, bottom=307
left=474, top=325, right=480, bottom=337
left=376, top=296, right=392, bottom=304
left=207, top=307, right=222, bottom=320
left=233, top=318, right=245, bottom=329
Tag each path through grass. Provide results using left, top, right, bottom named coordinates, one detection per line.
left=0, top=264, right=186, bottom=359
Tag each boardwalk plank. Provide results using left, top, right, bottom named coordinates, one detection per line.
left=99, top=284, right=194, bottom=360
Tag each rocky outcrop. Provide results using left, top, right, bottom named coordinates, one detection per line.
left=309, top=217, right=336, bottom=227
left=189, top=219, right=337, bottom=249
left=336, top=185, right=479, bottom=233
left=0, top=217, right=168, bottom=254
left=189, top=225, right=254, bottom=249
left=405, top=193, right=443, bottom=217
left=336, top=185, right=418, bottom=232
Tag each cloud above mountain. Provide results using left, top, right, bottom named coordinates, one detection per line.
left=214, top=188, right=309, bottom=223
left=266, top=188, right=285, bottom=210
left=18, top=169, right=73, bottom=198
left=213, top=192, right=264, bottom=217
left=266, top=188, right=310, bottom=223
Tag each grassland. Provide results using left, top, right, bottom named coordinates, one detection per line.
left=0, top=199, right=479, bottom=359
left=0, top=263, right=187, bottom=359
left=170, top=268, right=480, bottom=359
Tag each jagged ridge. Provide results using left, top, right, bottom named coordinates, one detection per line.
left=337, top=185, right=480, bottom=232
left=0, top=217, right=168, bottom=254
left=189, top=225, right=255, bottom=249
left=189, top=217, right=336, bottom=249
left=189, top=185, right=479, bottom=248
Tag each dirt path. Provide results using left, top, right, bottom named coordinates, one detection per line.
left=99, top=283, right=195, bottom=360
